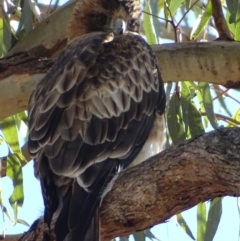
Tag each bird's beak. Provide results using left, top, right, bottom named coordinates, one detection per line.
left=113, top=18, right=126, bottom=35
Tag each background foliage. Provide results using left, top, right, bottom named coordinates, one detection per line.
left=0, top=0, right=240, bottom=240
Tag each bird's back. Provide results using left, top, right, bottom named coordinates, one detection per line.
left=28, top=29, right=165, bottom=241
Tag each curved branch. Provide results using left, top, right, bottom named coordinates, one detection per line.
left=211, top=0, right=232, bottom=40
left=8, top=127, right=240, bottom=241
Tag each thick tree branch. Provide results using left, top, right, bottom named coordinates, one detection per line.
left=4, top=127, right=240, bottom=241
left=0, top=0, right=238, bottom=120
left=1, top=41, right=240, bottom=120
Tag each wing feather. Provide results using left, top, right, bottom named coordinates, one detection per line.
left=28, top=31, right=165, bottom=240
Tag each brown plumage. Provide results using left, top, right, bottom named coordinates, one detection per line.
left=28, top=0, right=166, bottom=240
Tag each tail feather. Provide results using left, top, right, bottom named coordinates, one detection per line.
left=55, top=188, right=72, bottom=241
left=77, top=207, right=100, bottom=241
left=55, top=161, right=119, bottom=241
left=69, top=181, right=100, bottom=240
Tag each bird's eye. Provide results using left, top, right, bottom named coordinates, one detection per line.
left=128, top=18, right=139, bottom=32
left=128, top=19, right=135, bottom=27
left=94, top=14, right=108, bottom=25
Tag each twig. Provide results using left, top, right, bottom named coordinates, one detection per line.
left=201, top=111, right=240, bottom=126
left=142, top=11, right=171, bottom=23
left=212, top=87, right=230, bottom=101
left=177, top=0, right=200, bottom=28
left=164, top=2, right=178, bottom=42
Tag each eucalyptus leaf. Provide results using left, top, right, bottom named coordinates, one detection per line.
left=191, top=0, right=212, bottom=40
left=7, top=154, right=24, bottom=209
left=169, top=0, right=184, bottom=16
left=167, top=93, right=186, bottom=145
left=197, top=202, right=206, bottom=241
left=198, top=82, right=218, bottom=129
left=0, top=116, right=26, bottom=162
left=235, top=0, right=240, bottom=40
left=226, top=0, right=238, bottom=24
left=133, top=232, right=145, bottom=241
left=17, top=111, right=28, bottom=127
left=177, top=213, right=195, bottom=240
left=0, top=18, right=7, bottom=56
left=180, top=82, right=191, bottom=135
left=188, top=102, right=205, bottom=137
left=144, top=229, right=159, bottom=241
left=143, top=1, right=158, bottom=45
left=204, top=198, right=223, bottom=241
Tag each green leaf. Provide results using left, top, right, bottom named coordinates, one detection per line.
left=6, top=154, right=24, bottom=208
left=143, top=1, right=158, bottom=45
left=169, top=0, right=184, bottom=16
left=185, top=0, right=191, bottom=9
left=226, top=9, right=236, bottom=34
left=176, top=213, right=195, bottom=240
left=2, top=14, right=12, bottom=54
left=198, top=82, right=218, bottom=129
left=197, top=202, right=206, bottom=241
left=204, top=198, right=223, bottom=241
left=0, top=116, right=26, bottom=162
left=232, top=108, right=240, bottom=122
left=119, top=237, right=129, bottom=241
left=226, top=0, right=238, bottom=24
left=188, top=102, right=205, bottom=137
left=133, top=232, right=145, bottom=241
left=180, top=82, right=191, bottom=135
left=0, top=18, right=7, bottom=56
left=17, top=219, right=30, bottom=227
left=17, top=111, right=28, bottom=127
left=166, top=83, right=173, bottom=103
left=0, top=190, right=13, bottom=222
left=158, top=0, right=165, bottom=12
left=167, top=93, right=186, bottom=145
left=211, top=87, right=232, bottom=117
left=22, top=0, right=33, bottom=33
left=144, top=229, right=159, bottom=241
left=164, top=0, right=171, bottom=26
left=191, top=0, right=212, bottom=40
left=196, top=88, right=209, bottom=129
left=0, top=116, right=20, bottom=153
left=235, top=0, right=240, bottom=40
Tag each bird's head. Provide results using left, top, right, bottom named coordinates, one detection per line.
left=67, top=0, right=141, bottom=40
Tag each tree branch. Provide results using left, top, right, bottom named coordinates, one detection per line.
left=211, top=0, right=233, bottom=40
left=7, top=127, right=240, bottom=241
left=1, top=41, right=240, bottom=120
left=0, top=0, right=238, bottom=120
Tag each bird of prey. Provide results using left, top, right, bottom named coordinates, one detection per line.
left=28, top=0, right=166, bottom=240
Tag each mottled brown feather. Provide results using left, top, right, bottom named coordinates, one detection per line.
left=28, top=0, right=165, bottom=240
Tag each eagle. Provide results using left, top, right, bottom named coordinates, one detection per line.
left=28, top=0, right=166, bottom=240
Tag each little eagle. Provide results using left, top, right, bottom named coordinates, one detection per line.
left=28, top=0, right=166, bottom=240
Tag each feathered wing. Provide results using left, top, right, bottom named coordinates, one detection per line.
left=28, top=32, right=165, bottom=241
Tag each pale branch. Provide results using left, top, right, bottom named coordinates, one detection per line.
left=0, top=0, right=233, bottom=120
left=3, top=127, right=240, bottom=241
left=1, top=41, right=240, bottom=120
left=7, top=0, right=217, bottom=56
